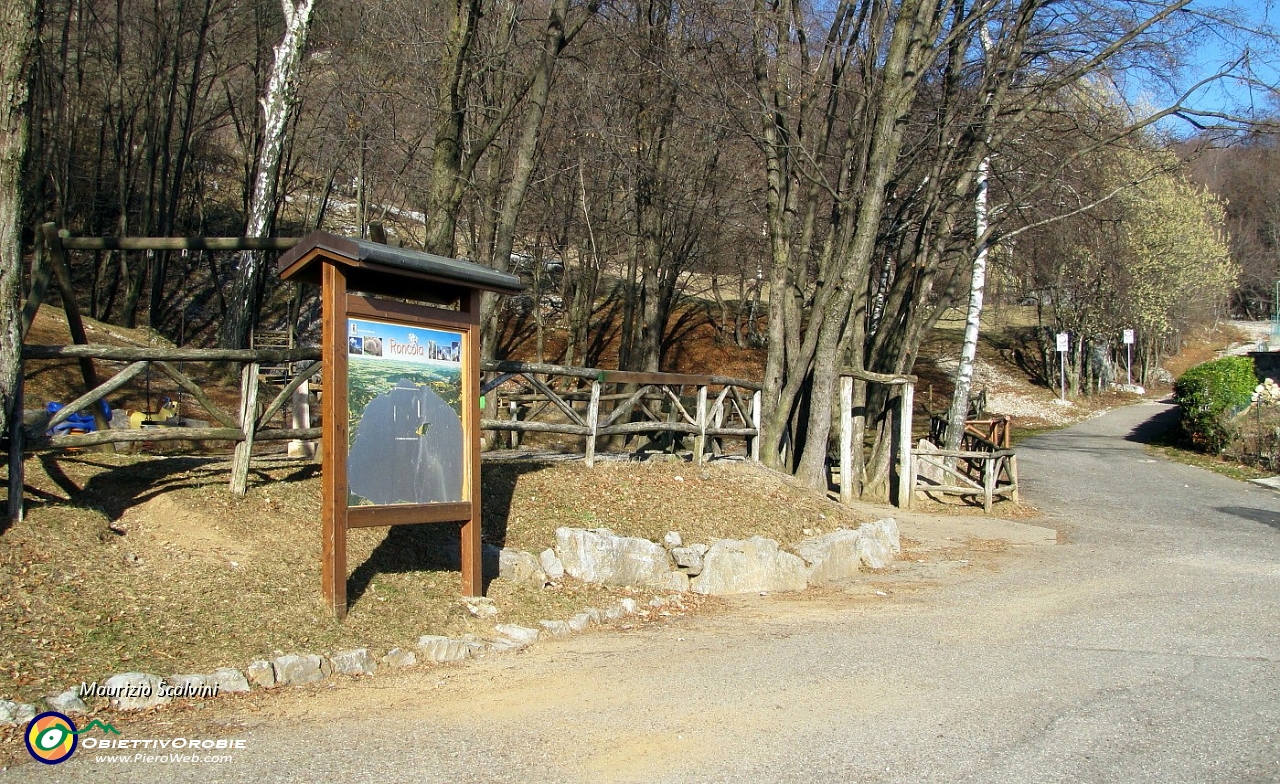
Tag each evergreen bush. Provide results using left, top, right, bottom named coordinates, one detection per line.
left=1173, top=356, right=1257, bottom=453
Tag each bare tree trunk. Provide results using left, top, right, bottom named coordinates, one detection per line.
left=479, top=0, right=596, bottom=360
left=0, top=0, right=33, bottom=443
left=220, top=0, right=315, bottom=348
left=422, top=0, right=480, bottom=258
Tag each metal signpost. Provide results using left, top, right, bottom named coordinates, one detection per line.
left=278, top=232, right=523, bottom=619
left=1122, top=328, right=1135, bottom=386
left=1056, top=332, right=1069, bottom=401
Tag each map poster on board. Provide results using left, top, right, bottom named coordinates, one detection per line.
left=345, top=317, right=465, bottom=507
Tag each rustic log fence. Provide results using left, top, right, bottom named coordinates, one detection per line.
left=913, top=412, right=1019, bottom=512
left=12, top=344, right=323, bottom=514
left=9, top=341, right=1015, bottom=520
left=480, top=362, right=763, bottom=466
left=7, top=344, right=764, bottom=522
left=836, top=371, right=1019, bottom=512
left=838, top=369, right=917, bottom=508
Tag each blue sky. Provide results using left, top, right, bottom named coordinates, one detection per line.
left=1160, top=0, right=1278, bottom=127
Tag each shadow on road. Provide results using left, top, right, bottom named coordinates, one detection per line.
left=1214, top=506, right=1280, bottom=532
left=1124, top=402, right=1180, bottom=445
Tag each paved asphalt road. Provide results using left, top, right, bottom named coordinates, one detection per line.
left=16, top=401, right=1280, bottom=782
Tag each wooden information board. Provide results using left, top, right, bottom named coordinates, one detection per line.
left=278, top=232, right=523, bottom=619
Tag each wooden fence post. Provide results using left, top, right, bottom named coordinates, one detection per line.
left=710, top=388, right=728, bottom=458
left=982, top=454, right=996, bottom=513
left=693, top=385, right=708, bottom=465
left=840, top=375, right=853, bottom=504
left=508, top=401, right=522, bottom=449
left=750, top=390, right=762, bottom=463
left=230, top=362, right=260, bottom=495
left=584, top=380, right=601, bottom=467
left=7, top=360, right=23, bottom=525
left=898, top=381, right=914, bottom=509
left=42, top=224, right=110, bottom=438
left=288, top=380, right=315, bottom=458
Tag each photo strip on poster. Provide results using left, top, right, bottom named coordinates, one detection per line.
left=345, top=317, right=465, bottom=507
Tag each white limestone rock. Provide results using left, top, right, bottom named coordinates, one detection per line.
left=670, top=545, right=706, bottom=575
left=493, top=624, right=540, bottom=648
left=796, top=529, right=865, bottom=586
left=330, top=648, right=377, bottom=676
left=417, top=636, right=481, bottom=663
left=861, top=518, right=900, bottom=554
left=45, top=689, right=88, bottom=715
left=567, top=612, right=595, bottom=632
left=273, top=654, right=332, bottom=687
left=539, top=548, right=565, bottom=580
left=691, top=536, right=809, bottom=595
left=210, top=668, right=250, bottom=694
left=658, top=571, right=691, bottom=593
left=554, top=527, right=675, bottom=587
left=538, top=620, right=572, bottom=638
left=381, top=648, right=418, bottom=669
left=103, top=673, right=172, bottom=711
left=499, top=548, right=548, bottom=587
left=247, top=660, right=277, bottom=688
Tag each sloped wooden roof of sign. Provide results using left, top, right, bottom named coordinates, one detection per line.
left=278, top=231, right=525, bottom=297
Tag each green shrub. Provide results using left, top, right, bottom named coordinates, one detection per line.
left=1173, top=356, right=1257, bottom=453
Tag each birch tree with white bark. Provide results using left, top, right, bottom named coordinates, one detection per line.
left=221, top=0, right=316, bottom=348
left=944, top=26, right=995, bottom=453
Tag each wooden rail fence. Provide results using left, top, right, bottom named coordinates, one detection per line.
left=838, top=369, right=916, bottom=508
left=914, top=413, right=1019, bottom=512
left=480, top=362, right=763, bottom=466
left=8, top=345, right=764, bottom=521
left=10, top=340, right=1015, bottom=520
left=14, top=344, right=323, bottom=505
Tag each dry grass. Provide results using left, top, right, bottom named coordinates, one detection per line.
left=0, top=452, right=879, bottom=707
left=487, top=458, right=868, bottom=550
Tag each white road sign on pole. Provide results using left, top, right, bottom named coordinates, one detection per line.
left=1123, top=329, right=1134, bottom=386
left=1056, top=333, right=1068, bottom=400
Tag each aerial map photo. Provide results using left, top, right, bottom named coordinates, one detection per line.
left=345, top=317, right=465, bottom=506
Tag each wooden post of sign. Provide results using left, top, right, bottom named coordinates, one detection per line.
left=321, top=262, right=350, bottom=618
left=461, top=290, right=483, bottom=596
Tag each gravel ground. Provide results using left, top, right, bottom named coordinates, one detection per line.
left=14, top=401, right=1279, bottom=783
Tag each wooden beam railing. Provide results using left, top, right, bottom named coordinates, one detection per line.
left=15, top=344, right=324, bottom=514
left=838, top=369, right=917, bottom=509
left=479, top=361, right=762, bottom=466
left=917, top=412, right=1019, bottom=512
left=10, top=346, right=765, bottom=524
